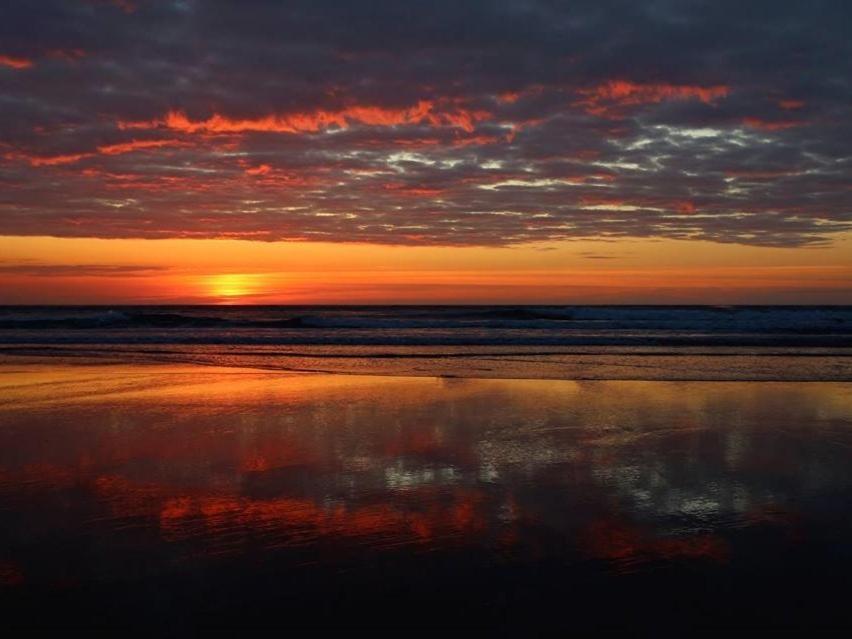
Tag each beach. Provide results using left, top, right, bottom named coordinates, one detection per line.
left=5, top=0, right=851, bottom=631
left=2, top=361, right=851, bottom=630
left=1, top=305, right=851, bottom=381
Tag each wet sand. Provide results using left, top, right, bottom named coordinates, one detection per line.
left=1, top=363, right=851, bottom=630
left=3, top=344, right=851, bottom=380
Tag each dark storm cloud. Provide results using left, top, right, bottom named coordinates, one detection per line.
left=0, top=0, right=849, bottom=247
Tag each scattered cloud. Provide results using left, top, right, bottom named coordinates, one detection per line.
left=0, top=54, right=33, bottom=69
left=0, top=0, right=849, bottom=248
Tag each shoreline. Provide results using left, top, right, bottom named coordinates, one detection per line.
left=0, top=355, right=852, bottom=388
left=2, top=351, right=852, bottom=382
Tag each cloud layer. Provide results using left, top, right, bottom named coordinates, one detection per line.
left=0, top=0, right=850, bottom=247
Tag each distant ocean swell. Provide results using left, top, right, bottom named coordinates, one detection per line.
left=1, top=306, right=850, bottom=380
left=0, top=306, right=850, bottom=335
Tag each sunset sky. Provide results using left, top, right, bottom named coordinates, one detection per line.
left=1, top=0, right=850, bottom=304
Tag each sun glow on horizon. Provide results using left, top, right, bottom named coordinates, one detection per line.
left=205, top=273, right=268, bottom=303
left=1, top=235, right=850, bottom=305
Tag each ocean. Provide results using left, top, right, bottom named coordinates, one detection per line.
left=1, top=305, right=850, bottom=379
left=2, top=306, right=852, bottom=630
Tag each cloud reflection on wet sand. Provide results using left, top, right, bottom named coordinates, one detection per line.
left=0, top=365, right=850, bottom=628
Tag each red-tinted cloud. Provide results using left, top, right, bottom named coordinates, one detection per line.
left=3, top=138, right=191, bottom=167
left=742, top=117, right=806, bottom=131
left=96, top=139, right=189, bottom=155
left=244, top=164, right=272, bottom=176
left=122, top=101, right=493, bottom=135
left=575, top=80, right=729, bottom=118
left=4, top=151, right=91, bottom=166
left=0, top=54, right=33, bottom=69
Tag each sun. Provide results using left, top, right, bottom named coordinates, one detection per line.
left=205, top=273, right=263, bottom=302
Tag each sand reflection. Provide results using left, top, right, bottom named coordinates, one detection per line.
left=0, top=365, right=850, bottom=586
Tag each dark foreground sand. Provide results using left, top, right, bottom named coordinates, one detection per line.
left=1, top=363, right=851, bottom=631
